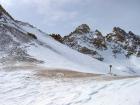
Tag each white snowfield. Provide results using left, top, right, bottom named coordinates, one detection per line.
left=0, top=69, right=140, bottom=105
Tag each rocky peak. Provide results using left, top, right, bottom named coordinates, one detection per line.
left=128, top=31, right=135, bottom=36
left=111, top=27, right=127, bottom=42
left=113, top=27, right=126, bottom=35
left=73, top=24, right=90, bottom=34
left=50, top=33, right=63, bottom=43
left=95, top=29, right=102, bottom=36
left=50, top=24, right=140, bottom=61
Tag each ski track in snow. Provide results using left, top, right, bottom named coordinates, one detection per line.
left=0, top=70, right=140, bottom=105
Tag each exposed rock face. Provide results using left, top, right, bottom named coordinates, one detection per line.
left=106, top=27, right=140, bottom=58
left=112, top=27, right=127, bottom=42
left=92, top=30, right=107, bottom=49
left=50, top=24, right=140, bottom=61
left=50, top=34, right=63, bottom=43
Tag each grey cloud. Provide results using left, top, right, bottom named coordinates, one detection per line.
left=0, top=0, right=140, bottom=35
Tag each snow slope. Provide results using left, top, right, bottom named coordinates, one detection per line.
left=0, top=69, right=140, bottom=105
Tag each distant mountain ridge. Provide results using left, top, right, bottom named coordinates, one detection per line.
left=50, top=24, right=140, bottom=61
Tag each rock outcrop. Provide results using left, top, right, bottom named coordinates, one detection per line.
left=50, top=25, right=140, bottom=61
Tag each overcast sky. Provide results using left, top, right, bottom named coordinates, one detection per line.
left=0, top=0, right=140, bottom=35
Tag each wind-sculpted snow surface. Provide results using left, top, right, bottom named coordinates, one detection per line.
left=0, top=69, right=140, bottom=105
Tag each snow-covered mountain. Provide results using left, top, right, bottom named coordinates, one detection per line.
left=0, top=4, right=140, bottom=75
left=0, top=5, right=108, bottom=74
left=51, top=24, right=140, bottom=75
left=51, top=24, right=140, bottom=60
